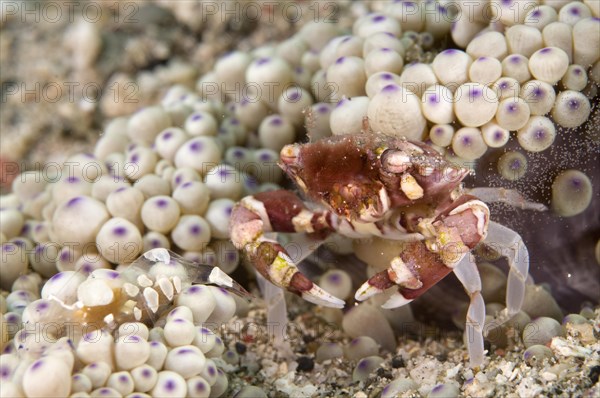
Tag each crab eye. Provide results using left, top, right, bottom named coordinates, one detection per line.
left=381, top=149, right=411, bottom=173
left=280, top=144, right=300, bottom=165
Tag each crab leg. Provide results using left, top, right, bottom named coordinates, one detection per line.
left=229, top=190, right=346, bottom=308
left=466, top=187, right=547, bottom=211
left=453, top=253, right=486, bottom=368
left=356, top=198, right=490, bottom=306
left=483, top=221, right=529, bottom=325
left=355, top=240, right=456, bottom=306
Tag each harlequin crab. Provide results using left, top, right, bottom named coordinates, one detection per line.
left=230, top=132, right=544, bottom=367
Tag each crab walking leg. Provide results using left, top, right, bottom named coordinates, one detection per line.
left=485, top=221, right=529, bottom=325
left=229, top=190, right=345, bottom=308
left=452, top=254, right=486, bottom=368
left=466, top=187, right=547, bottom=211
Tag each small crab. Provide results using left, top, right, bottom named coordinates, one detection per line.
left=44, top=249, right=250, bottom=335
left=230, top=132, right=543, bottom=367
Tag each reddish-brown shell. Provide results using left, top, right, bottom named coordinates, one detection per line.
left=280, top=133, right=470, bottom=220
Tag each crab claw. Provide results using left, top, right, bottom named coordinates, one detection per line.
left=355, top=270, right=395, bottom=301
left=354, top=272, right=415, bottom=309
left=230, top=190, right=345, bottom=308
left=381, top=291, right=414, bottom=309
left=354, top=240, right=456, bottom=308
left=264, top=250, right=345, bottom=308
left=297, top=277, right=347, bottom=308
left=355, top=255, right=423, bottom=304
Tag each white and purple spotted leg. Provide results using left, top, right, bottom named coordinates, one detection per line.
left=484, top=221, right=529, bottom=325
left=453, top=253, right=486, bottom=368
